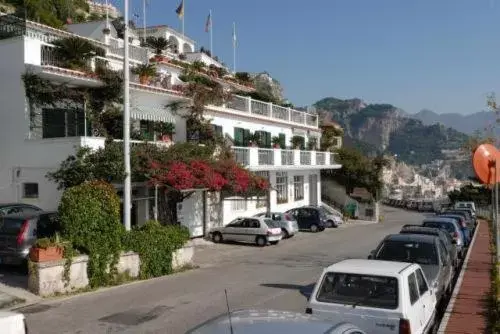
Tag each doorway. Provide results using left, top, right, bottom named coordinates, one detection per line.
left=309, top=174, right=318, bottom=206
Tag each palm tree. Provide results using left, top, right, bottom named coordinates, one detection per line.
left=52, top=37, right=104, bottom=71
left=146, top=37, right=172, bottom=58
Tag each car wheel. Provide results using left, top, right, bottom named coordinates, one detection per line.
left=310, top=224, right=319, bottom=233
left=281, top=228, right=290, bottom=239
left=326, top=220, right=334, bottom=228
left=256, top=236, right=267, bottom=247
left=270, top=241, right=279, bottom=245
left=212, top=232, right=223, bottom=243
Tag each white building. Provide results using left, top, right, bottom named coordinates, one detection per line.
left=0, top=15, right=341, bottom=237
left=86, top=1, right=120, bottom=19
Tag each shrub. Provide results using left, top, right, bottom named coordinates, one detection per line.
left=123, top=220, right=189, bottom=279
left=58, top=181, right=124, bottom=287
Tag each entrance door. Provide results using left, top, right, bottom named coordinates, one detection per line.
left=309, top=174, right=318, bottom=206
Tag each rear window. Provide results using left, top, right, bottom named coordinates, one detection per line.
left=316, top=272, right=398, bottom=309
left=376, top=240, right=438, bottom=265
left=423, top=221, right=456, bottom=233
left=264, top=219, right=279, bottom=228
left=0, top=218, right=25, bottom=235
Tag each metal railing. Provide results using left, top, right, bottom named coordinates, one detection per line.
left=258, top=149, right=274, bottom=165
left=316, top=152, right=325, bottom=165
left=233, top=147, right=250, bottom=166
left=300, top=151, right=311, bottom=165
left=281, top=150, right=294, bottom=165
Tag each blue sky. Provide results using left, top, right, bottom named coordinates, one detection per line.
left=116, top=0, right=500, bottom=115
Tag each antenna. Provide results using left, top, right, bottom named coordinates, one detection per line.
left=224, top=289, right=234, bottom=334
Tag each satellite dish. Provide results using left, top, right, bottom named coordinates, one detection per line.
left=472, top=143, right=498, bottom=185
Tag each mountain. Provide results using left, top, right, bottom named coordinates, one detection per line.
left=314, top=97, right=471, bottom=171
left=410, top=109, right=496, bottom=135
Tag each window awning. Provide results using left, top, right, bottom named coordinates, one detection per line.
left=130, top=105, right=176, bottom=123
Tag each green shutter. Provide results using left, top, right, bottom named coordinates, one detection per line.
left=243, top=129, right=251, bottom=146
left=234, top=127, right=244, bottom=146
left=265, top=132, right=271, bottom=148
left=279, top=133, right=286, bottom=148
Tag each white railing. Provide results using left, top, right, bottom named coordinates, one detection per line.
left=231, top=147, right=338, bottom=168
left=306, top=114, right=318, bottom=127
left=272, top=105, right=289, bottom=121
left=258, top=149, right=274, bottom=165
left=291, top=110, right=305, bottom=124
left=281, top=150, right=294, bottom=165
left=251, top=100, right=270, bottom=117
left=300, top=151, right=311, bottom=165
left=226, top=95, right=248, bottom=112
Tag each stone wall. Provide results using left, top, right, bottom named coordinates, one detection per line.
left=29, top=246, right=194, bottom=296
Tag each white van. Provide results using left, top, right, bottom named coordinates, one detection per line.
left=0, top=311, right=28, bottom=334
left=306, top=259, right=437, bottom=334
left=454, top=201, right=476, bottom=213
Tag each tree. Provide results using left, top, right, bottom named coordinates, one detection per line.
left=51, top=37, right=105, bottom=71
left=145, top=37, right=172, bottom=56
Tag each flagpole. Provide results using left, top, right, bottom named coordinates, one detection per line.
left=209, top=9, right=213, bottom=55
left=143, top=0, right=146, bottom=42
left=233, top=22, right=236, bottom=73
left=123, top=0, right=132, bottom=231
left=182, top=0, right=185, bottom=36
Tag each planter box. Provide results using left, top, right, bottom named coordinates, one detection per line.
left=29, top=247, right=63, bottom=262
left=172, top=245, right=194, bottom=270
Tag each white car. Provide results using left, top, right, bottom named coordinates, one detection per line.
left=306, top=259, right=437, bottom=334
left=0, top=311, right=28, bottom=334
left=209, top=217, right=283, bottom=246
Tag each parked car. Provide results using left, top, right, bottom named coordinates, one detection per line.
left=437, top=214, right=471, bottom=246
left=187, top=309, right=366, bottom=334
left=0, top=203, right=42, bottom=217
left=454, top=201, right=476, bottom=214
left=209, top=217, right=283, bottom=246
left=318, top=206, right=343, bottom=227
left=253, top=212, right=299, bottom=238
left=285, top=207, right=327, bottom=232
left=419, top=201, right=434, bottom=212
left=369, top=234, right=453, bottom=304
left=0, top=211, right=60, bottom=267
left=399, top=225, right=459, bottom=269
left=306, top=259, right=437, bottom=334
left=452, top=207, right=477, bottom=226
left=0, top=311, right=28, bottom=334
left=422, top=217, right=466, bottom=258
left=441, top=210, right=475, bottom=230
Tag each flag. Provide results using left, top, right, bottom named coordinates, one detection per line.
left=175, top=0, right=184, bottom=19
left=232, top=22, right=236, bottom=48
left=205, top=11, right=212, bottom=32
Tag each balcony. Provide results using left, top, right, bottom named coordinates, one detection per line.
left=231, top=147, right=341, bottom=170
left=221, top=95, right=319, bottom=128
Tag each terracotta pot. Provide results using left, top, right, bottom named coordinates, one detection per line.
left=273, top=144, right=280, bottom=149
left=29, top=246, right=63, bottom=262
left=160, top=134, right=172, bottom=142
left=139, top=75, right=149, bottom=85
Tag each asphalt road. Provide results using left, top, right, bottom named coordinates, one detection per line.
left=21, top=206, right=425, bottom=334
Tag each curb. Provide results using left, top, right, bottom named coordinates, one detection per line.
left=437, top=221, right=480, bottom=333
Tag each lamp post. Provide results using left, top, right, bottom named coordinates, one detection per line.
left=123, top=0, right=131, bottom=231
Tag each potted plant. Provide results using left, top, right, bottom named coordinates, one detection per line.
left=29, top=235, right=64, bottom=262
left=307, top=138, right=318, bottom=150
left=272, top=136, right=281, bottom=149
left=132, top=63, right=157, bottom=85
left=154, top=122, right=175, bottom=142
left=291, top=135, right=304, bottom=150
left=146, top=36, right=172, bottom=62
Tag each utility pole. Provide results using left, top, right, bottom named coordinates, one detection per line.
left=123, top=0, right=131, bottom=231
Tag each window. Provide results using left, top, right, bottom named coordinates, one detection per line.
left=293, top=175, right=304, bottom=201
left=234, top=127, right=251, bottom=146
left=415, top=269, right=429, bottom=295
left=212, top=124, right=223, bottom=138
left=438, top=241, right=448, bottom=265
left=276, top=172, right=288, bottom=204
left=278, top=133, right=286, bottom=148
left=316, top=272, right=398, bottom=309
left=231, top=198, right=247, bottom=211
left=42, top=109, right=88, bottom=138
left=23, top=183, right=39, bottom=199
left=408, top=273, right=419, bottom=305
left=244, top=219, right=260, bottom=228
left=255, top=171, right=269, bottom=208
left=255, top=131, right=271, bottom=148
left=375, top=240, right=438, bottom=265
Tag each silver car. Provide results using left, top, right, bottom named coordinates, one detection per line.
left=253, top=212, right=299, bottom=238
left=187, top=309, right=366, bottom=334
left=209, top=217, right=283, bottom=247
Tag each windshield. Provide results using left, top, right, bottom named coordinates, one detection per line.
left=423, top=221, right=456, bottom=233
left=0, top=218, right=25, bottom=235
left=375, top=240, right=438, bottom=265
left=316, top=272, right=398, bottom=309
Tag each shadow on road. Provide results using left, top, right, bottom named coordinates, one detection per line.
left=260, top=283, right=315, bottom=299
left=0, top=265, right=28, bottom=290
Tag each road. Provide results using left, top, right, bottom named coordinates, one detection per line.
left=21, top=206, right=424, bottom=334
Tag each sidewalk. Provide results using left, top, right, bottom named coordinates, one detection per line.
left=440, top=221, right=493, bottom=333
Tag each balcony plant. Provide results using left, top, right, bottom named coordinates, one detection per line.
left=272, top=136, right=281, bottom=149
left=146, top=36, right=172, bottom=62
left=291, top=135, right=305, bottom=150
left=307, top=138, right=318, bottom=151
left=29, top=234, right=65, bottom=262
left=52, top=37, right=105, bottom=72
left=132, top=63, right=157, bottom=84
left=154, top=122, right=176, bottom=142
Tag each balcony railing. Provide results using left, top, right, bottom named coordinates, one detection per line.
left=222, top=96, right=318, bottom=128
left=231, top=147, right=338, bottom=168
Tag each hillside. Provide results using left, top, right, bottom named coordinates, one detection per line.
left=410, top=108, right=498, bottom=135
left=314, top=97, right=470, bottom=171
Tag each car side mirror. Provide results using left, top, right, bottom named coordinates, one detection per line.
left=368, top=250, right=375, bottom=259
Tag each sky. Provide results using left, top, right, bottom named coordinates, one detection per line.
left=113, top=0, right=500, bottom=115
